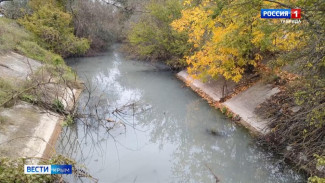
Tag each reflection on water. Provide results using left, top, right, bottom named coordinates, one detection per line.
left=57, top=47, right=305, bottom=183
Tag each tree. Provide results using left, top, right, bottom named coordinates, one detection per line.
left=67, top=0, right=123, bottom=53
left=171, top=0, right=307, bottom=82
left=127, top=0, right=191, bottom=68
left=173, top=0, right=325, bottom=177
left=0, top=0, right=30, bottom=19
left=18, top=0, right=89, bottom=57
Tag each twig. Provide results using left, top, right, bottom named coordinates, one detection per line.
left=204, top=164, right=220, bottom=183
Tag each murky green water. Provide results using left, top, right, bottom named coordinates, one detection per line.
left=57, top=46, right=304, bottom=183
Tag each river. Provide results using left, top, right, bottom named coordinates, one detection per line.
left=57, top=46, right=304, bottom=183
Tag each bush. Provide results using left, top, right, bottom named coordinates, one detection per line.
left=52, top=99, right=64, bottom=113
left=308, top=155, right=325, bottom=183
left=257, top=77, right=325, bottom=177
left=0, top=78, right=14, bottom=105
left=62, top=115, right=74, bottom=126
left=16, top=41, right=64, bottom=65
left=20, top=94, right=37, bottom=104
left=71, top=0, right=121, bottom=53
left=18, top=3, right=90, bottom=57
left=1, top=0, right=30, bottom=19
left=221, top=107, right=227, bottom=114
left=0, top=18, right=66, bottom=66
left=126, top=0, right=191, bottom=68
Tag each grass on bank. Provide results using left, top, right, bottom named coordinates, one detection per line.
left=0, top=17, right=80, bottom=106
left=0, top=17, right=64, bottom=65
left=0, top=17, right=83, bottom=182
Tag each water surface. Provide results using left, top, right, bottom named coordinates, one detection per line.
left=57, top=47, right=304, bottom=183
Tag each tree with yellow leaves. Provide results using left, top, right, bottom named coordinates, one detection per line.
left=171, top=0, right=305, bottom=82
left=172, top=1, right=325, bottom=180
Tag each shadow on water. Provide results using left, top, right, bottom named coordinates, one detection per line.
left=57, top=46, right=306, bottom=183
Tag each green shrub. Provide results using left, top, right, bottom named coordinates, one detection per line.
left=62, top=115, right=74, bottom=126
left=16, top=41, right=64, bottom=65
left=0, top=78, right=14, bottom=105
left=0, top=18, right=65, bottom=66
left=20, top=94, right=37, bottom=104
left=18, top=2, right=90, bottom=57
left=308, top=177, right=325, bottom=183
left=127, top=0, right=191, bottom=68
left=221, top=107, right=227, bottom=114
left=308, top=155, right=325, bottom=183
left=52, top=99, right=64, bottom=113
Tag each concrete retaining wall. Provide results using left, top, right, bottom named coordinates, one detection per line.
left=177, top=70, right=279, bottom=135
left=0, top=52, right=82, bottom=158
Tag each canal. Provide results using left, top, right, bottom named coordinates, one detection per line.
left=57, top=46, right=304, bottom=183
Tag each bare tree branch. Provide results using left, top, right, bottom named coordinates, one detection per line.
left=101, top=0, right=150, bottom=13
left=263, top=0, right=293, bottom=8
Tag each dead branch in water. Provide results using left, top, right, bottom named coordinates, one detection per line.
left=204, top=164, right=220, bottom=183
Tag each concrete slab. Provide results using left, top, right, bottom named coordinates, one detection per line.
left=36, top=83, right=82, bottom=111
left=177, top=70, right=236, bottom=102
left=0, top=52, right=42, bottom=82
left=0, top=52, right=82, bottom=111
left=177, top=70, right=280, bottom=135
left=224, top=82, right=280, bottom=135
left=0, top=101, right=62, bottom=158
left=0, top=52, right=82, bottom=158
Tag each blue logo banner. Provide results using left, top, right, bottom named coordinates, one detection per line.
left=51, top=165, right=73, bottom=174
left=261, top=9, right=291, bottom=19
left=24, top=165, right=73, bottom=174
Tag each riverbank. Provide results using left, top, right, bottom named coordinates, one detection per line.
left=177, top=70, right=279, bottom=135
left=177, top=69, right=325, bottom=179
left=0, top=52, right=83, bottom=159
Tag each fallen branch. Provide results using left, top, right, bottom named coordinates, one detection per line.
left=204, top=164, right=220, bottom=183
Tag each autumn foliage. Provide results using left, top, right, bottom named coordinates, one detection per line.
left=171, top=0, right=325, bottom=179
left=171, top=0, right=306, bottom=82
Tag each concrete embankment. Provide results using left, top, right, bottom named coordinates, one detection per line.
left=177, top=70, right=280, bottom=135
left=0, top=52, right=82, bottom=159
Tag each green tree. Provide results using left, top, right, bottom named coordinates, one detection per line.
left=18, top=0, right=89, bottom=57
left=127, top=0, right=191, bottom=68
